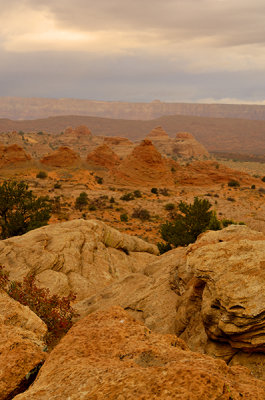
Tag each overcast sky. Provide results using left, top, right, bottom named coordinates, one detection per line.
left=1, top=0, right=265, bottom=103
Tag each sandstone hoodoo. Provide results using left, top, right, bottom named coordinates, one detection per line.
left=40, top=146, right=80, bottom=167
left=110, top=139, right=175, bottom=186
left=146, top=126, right=170, bottom=139
left=0, top=144, right=31, bottom=167
left=86, top=144, right=120, bottom=169
left=173, top=131, right=210, bottom=158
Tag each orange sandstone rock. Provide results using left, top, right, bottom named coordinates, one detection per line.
left=13, top=307, right=265, bottom=399
left=40, top=146, right=80, bottom=167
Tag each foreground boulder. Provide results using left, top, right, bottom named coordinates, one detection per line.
left=0, top=219, right=158, bottom=301
left=13, top=307, right=265, bottom=399
left=174, top=225, right=265, bottom=379
left=0, top=290, right=47, bottom=400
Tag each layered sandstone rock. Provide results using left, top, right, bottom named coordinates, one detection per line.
left=0, top=219, right=158, bottom=301
left=74, top=247, right=185, bottom=334
left=86, top=144, right=120, bottom=169
left=110, top=139, right=175, bottom=186
left=13, top=307, right=265, bottom=399
left=64, top=125, right=92, bottom=137
left=40, top=146, right=80, bottom=167
left=0, top=144, right=31, bottom=167
left=173, top=225, right=265, bottom=379
left=146, top=126, right=170, bottom=139
left=0, top=290, right=47, bottom=400
left=174, top=160, right=256, bottom=186
left=173, top=131, right=210, bottom=158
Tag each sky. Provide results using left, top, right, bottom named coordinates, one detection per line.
left=1, top=0, right=265, bottom=103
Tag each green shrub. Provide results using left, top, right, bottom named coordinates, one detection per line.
left=120, top=192, right=135, bottom=201
left=36, top=171, right=48, bottom=179
left=228, top=180, right=240, bottom=187
left=75, top=192, right=88, bottom=210
left=88, top=203, right=97, bottom=211
left=164, top=203, right=175, bottom=211
left=159, top=197, right=220, bottom=251
left=54, top=182, right=61, bottom=189
left=133, top=190, right=142, bottom=198
left=132, top=207, right=151, bottom=221
left=120, top=213, right=128, bottom=222
left=95, top=176, right=103, bottom=184
left=159, top=188, right=170, bottom=196
left=0, top=181, right=51, bottom=239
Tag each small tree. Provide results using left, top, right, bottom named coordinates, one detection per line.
left=0, top=180, right=51, bottom=239
left=159, top=197, right=220, bottom=251
left=75, top=192, right=88, bottom=210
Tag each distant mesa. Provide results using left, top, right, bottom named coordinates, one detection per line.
left=40, top=146, right=80, bottom=167
left=0, top=144, right=31, bottom=167
left=146, top=126, right=169, bottom=139
left=110, top=139, right=174, bottom=186
left=86, top=144, right=120, bottom=170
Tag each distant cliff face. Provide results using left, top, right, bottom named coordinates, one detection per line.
left=2, top=96, right=265, bottom=121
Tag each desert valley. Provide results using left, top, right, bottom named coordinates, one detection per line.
left=1, top=100, right=265, bottom=399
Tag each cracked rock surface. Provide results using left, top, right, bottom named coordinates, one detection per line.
left=13, top=307, right=265, bottom=400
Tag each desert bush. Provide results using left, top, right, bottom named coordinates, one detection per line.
left=0, top=266, right=77, bottom=346
left=95, top=176, right=103, bottom=184
left=132, top=207, right=151, bottom=221
left=159, top=188, right=170, bottom=196
left=36, top=171, right=48, bottom=179
left=110, top=196, right=115, bottom=203
left=75, top=192, right=88, bottom=210
left=228, top=180, right=240, bottom=187
left=227, top=197, right=236, bottom=202
left=120, top=192, right=135, bottom=201
left=262, top=177, right=265, bottom=182
left=120, top=213, right=128, bottom=222
left=151, top=188, right=158, bottom=194
left=251, top=185, right=256, bottom=189
left=164, top=203, right=175, bottom=211
left=54, top=182, right=61, bottom=189
left=0, top=180, right=51, bottom=239
left=159, top=197, right=220, bottom=252
left=133, top=190, right=142, bottom=198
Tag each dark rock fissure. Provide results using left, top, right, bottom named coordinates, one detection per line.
left=4, top=361, right=44, bottom=400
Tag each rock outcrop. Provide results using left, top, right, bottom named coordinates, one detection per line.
left=0, top=144, right=31, bottom=167
left=64, top=125, right=92, bottom=138
left=40, top=146, right=80, bottom=167
left=110, top=139, right=175, bottom=186
left=13, top=307, right=265, bottom=399
left=146, top=126, right=170, bottom=139
left=0, top=219, right=158, bottom=301
left=173, top=225, right=265, bottom=380
left=86, top=144, right=120, bottom=169
left=0, top=290, right=47, bottom=400
left=173, top=131, right=210, bottom=158
left=174, top=160, right=256, bottom=186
